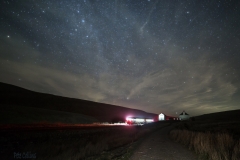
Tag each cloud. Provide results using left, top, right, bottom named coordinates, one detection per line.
left=0, top=50, right=238, bottom=116
left=121, top=54, right=238, bottom=115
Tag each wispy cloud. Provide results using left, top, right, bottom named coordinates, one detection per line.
left=0, top=51, right=238, bottom=116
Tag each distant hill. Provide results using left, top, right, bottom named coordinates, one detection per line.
left=193, top=109, right=240, bottom=122
left=0, top=105, right=98, bottom=124
left=0, top=82, right=158, bottom=123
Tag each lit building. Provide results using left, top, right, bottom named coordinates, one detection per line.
left=159, top=113, right=165, bottom=121
left=179, top=111, right=190, bottom=120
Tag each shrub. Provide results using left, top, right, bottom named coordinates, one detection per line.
left=232, top=139, right=240, bottom=160
left=170, top=129, right=238, bottom=160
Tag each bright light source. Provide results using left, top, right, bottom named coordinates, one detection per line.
left=126, top=117, right=154, bottom=125
left=126, top=117, right=133, bottom=121
left=146, top=119, right=154, bottom=122
left=135, top=118, right=144, bottom=122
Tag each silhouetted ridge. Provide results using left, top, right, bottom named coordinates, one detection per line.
left=0, top=82, right=158, bottom=122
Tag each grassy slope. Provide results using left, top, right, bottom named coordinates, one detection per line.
left=0, top=104, right=97, bottom=124
left=170, top=110, right=240, bottom=160
left=176, top=110, right=240, bottom=135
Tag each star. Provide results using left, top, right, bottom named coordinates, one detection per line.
left=0, top=0, right=239, bottom=117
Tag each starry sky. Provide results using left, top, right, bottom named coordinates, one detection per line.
left=0, top=0, right=240, bottom=117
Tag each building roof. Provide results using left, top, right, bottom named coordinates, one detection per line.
left=180, top=111, right=189, bottom=115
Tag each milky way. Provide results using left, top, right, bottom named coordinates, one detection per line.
left=0, top=0, right=240, bottom=116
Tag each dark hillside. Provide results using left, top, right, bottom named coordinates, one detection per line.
left=193, top=109, right=240, bottom=122
left=0, top=82, right=158, bottom=122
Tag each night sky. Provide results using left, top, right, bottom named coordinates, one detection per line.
left=1, top=0, right=240, bottom=116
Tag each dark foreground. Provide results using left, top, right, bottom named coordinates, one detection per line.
left=0, top=122, right=171, bottom=160
left=130, top=124, right=197, bottom=160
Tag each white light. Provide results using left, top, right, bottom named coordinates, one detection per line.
left=146, top=119, right=154, bottom=122
left=126, top=117, right=133, bottom=121
left=159, top=113, right=165, bottom=120
left=135, top=118, right=144, bottom=122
